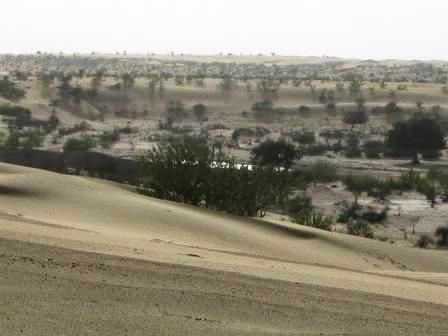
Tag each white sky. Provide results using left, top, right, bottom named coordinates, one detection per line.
left=1, top=0, right=447, bottom=60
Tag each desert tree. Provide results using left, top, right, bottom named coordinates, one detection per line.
left=342, top=174, right=378, bottom=205
left=166, top=100, right=185, bottom=121
left=0, top=76, right=26, bottom=101
left=193, top=103, right=207, bottom=121
left=251, top=140, right=301, bottom=170
left=121, top=73, right=135, bottom=91
left=343, top=110, right=369, bottom=131
left=435, top=224, right=448, bottom=247
left=385, top=114, right=446, bottom=164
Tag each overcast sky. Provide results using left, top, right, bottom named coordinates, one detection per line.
left=1, top=0, right=447, bottom=60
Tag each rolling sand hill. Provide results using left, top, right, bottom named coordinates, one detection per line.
left=1, top=163, right=448, bottom=335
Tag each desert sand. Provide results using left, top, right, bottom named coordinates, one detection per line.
left=1, top=162, right=448, bottom=335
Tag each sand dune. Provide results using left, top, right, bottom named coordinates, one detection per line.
left=1, top=163, right=448, bottom=334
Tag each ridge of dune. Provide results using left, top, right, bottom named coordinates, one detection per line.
left=1, top=162, right=448, bottom=307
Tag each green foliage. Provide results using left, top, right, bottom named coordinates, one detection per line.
left=416, top=179, right=438, bottom=208
left=251, top=140, right=301, bottom=170
left=292, top=132, right=315, bottom=145
left=427, top=169, right=448, bottom=201
left=363, top=140, right=385, bottom=159
left=252, top=99, right=273, bottom=113
left=342, top=174, right=378, bottom=203
left=435, top=224, right=448, bottom=247
left=4, top=133, right=20, bottom=147
left=416, top=235, right=434, bottom=248
left=318, top=88, right=335, bottom=104
left=58, top=121, right=91, bottom=136
left=63, top=136, right=97, bottom=152
left=384, top=102, right=401, bottom=114
left=397, top=170, right=424, bottom=190
left=232, top=127, right=270, bottom=141
left=386, top=114, right=446, bottom=164
left=0, top=77, right=26, bottom=100
left=21, top=132, right=43, bottom=149
left=287, top=194, right=313, bottom=216
left=303, top=162, right=338, bottom=184
left=303, top=143, right=328, bottom=156
left=166, top=100, right=185, bottom=121
left=218, top=76, right=234, bottom=98
left=349, top=80, right=362, bottom=96
left=139, top=143, right=292, bottom=217
left=337, top=200, right=388, bottom=224
left=193, top=103, right=207, bottom=121
left=0, top=105, right=31, bottom=117
left=292, top=211, right=333, bottom=231
left=347, top=219, right=373, bottom=238
left=345, top=135, right=362, bottom=158
left=4, top=131, right=43, bottom=149
left=298, top=105, right=311, bottom=117
left=256, top=79, right=281, bottom=100
left=343, top=110, right=369, bottom=130
left=99, top=130, right=120, bottom=149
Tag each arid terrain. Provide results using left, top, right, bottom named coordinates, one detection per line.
left=1, top=54, right=448, bottom=334
left=2, top=54, right=448, bottom=242
left=1, top=163, right=448, bottom=335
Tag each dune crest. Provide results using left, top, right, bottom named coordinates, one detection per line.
left=1, top=163, right=448, bottom=306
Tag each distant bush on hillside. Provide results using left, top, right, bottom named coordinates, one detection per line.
left=4, top=131, right=43, bottom=149
left=0, top=105, right=31, bottom=117
left=416, top=235, right=433, bottom=249
left=301, top=162, right=338, bottom=184
left=0, top=77, right=26, bottom=100
left=363, top=140, right=385, bottom=159
left=63, top=136, right=96, bottom=152
left=292, top=211, right=333, bottom=231
left=435, top=224, right=448, bottom=247
left=139, top=142, right=292, bottom=217
left=347, top=219, right=373, bottom=238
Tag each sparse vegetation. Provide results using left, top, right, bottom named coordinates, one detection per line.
left=251, top=140, right=301, bottom=170
left=386, top=114, right=446, bottom=164
left=139, top=142, right=291, bottom=217
left=63, top=136, right=96, bottom=152
left=0, top=77, right=26, bottom=100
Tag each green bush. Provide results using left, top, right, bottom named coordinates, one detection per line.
left=0, top=105, right=31, bottom=117
left=63, top=136, right=96, bottom=152
left=303, top=161, right=338, bottom=184
left=4, top=131, right=42, bottom=149
left=363, top=140, right=385, bottom=159
left=347, top=219, right=373, bottom=238
left=4, top=133, right=20, bottom=147
left=303, top=143, right=328, bottom=156
left=292, top=211, right=333, bottom=231
left=139, top=142, right=292, bottom=217
left=416, top=235, right=434, bottom=248
left=292, top=132, right=315, bottom=145
left=361, top=206, right=388, bottom=223
left=337, top=200, right=388, bottom=224
left=287, top=194, right=313, bottom=216
left=99, top=130, right=120, bottom=149
left=435, top=224, right=448, bottom=247
left=342, top=174, right=379, bottom=204
left=0, top=77, right=26, bottom=100
left=345, top=135, right=362, bottom=158
left=21, top=132, right=43, bottom=149
left=251, top=140, right=301, bottom=169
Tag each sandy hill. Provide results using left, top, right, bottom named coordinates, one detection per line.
left=1, top=163, right=448, bottom=334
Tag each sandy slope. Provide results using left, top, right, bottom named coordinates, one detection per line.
left=1, top=163, right=448, bottom=334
